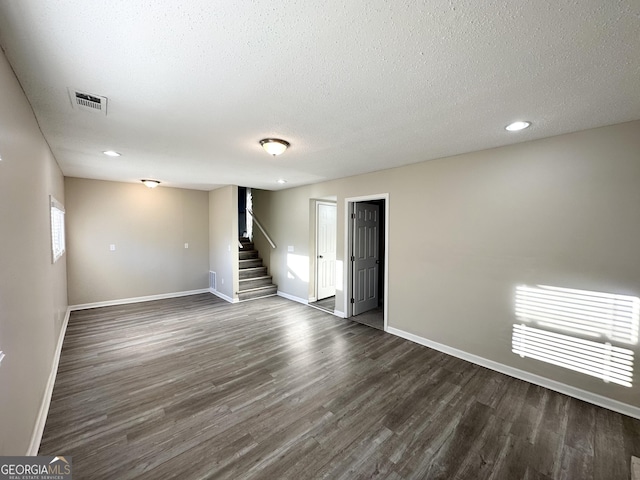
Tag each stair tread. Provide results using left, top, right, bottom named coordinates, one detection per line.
left=240, top=270, right=268, bottom=279
left=237, top=243, right=275, bottom=300
left=239, top=275, right=272, bottom=282
left=238, top=284, right=277, bottom=293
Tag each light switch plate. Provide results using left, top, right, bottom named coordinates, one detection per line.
left=288, top=246, right=294, bottom=252
left=0, top=351, right=5, bottom=366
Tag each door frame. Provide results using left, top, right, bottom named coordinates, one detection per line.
left=315, top=200, right=337, bottom=301
left=343, top=193, right=389, bottom=332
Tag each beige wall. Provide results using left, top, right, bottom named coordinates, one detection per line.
left=208, top=185, right=239, bottom=301
left=65, top=178, right=209, bottom=305
left=253, top=120, right=640, bottom=409
left=0, top=50, right=67, bottom=454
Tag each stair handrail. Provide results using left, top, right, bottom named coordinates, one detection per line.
left=246, top=208, right=276, bottom=249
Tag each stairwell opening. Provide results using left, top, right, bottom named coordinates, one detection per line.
left=237, top=187, right=277, bottom=301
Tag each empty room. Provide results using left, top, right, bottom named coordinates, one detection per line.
left=1, top=1, right=639, bottom=479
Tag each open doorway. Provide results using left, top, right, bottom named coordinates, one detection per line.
left=309, top=200, right=337, bottom=314
left=238, top=186, right=252, bottom=240
left=345, top=195, right=388, bottom=331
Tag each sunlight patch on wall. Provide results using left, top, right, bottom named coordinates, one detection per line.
left=287, top=254, right=309, bottom=282
left=512, top=324, right=634, bottom=387
left=513, top=284, right=638, bottom=387
left=335, top=260, right=343, bottom=291
left=516, top=285, right=639, bottom=344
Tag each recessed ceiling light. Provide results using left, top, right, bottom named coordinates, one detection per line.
left=277, top=179, right=287, bottom=184
left=505, top=121, right=531, bottom=132
left=103, top=150, right=121, bottom=157
left=141, top=179, right=160, bottom=188
left=260, top=138, right=290, bottom=156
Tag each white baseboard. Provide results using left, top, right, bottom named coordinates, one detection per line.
left=69, top=289, right=210, bottom=311
left=632, top=457, right=639, bottom=480
left=333, top=310, right=346, bottom=318
left=387, top=326, right=640, bottom=420
left=277, top=291, right=308, bottom=305
left=27, top=307, right=71, bottom=455
left=209, top=288, right=238, bottom=303
left=308, top=296, right=317, bottom=303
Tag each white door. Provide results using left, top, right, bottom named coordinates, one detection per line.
left=317, top=202, right=337, bottom=300
left=353, top=202, right=379, bottom=315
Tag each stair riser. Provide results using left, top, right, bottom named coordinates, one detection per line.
left=239, top=259, right=263, bottom=268
left=239, top=277, right=273, bottom=290
left=238, top=286, right=277, bottom=301
left=239, top=267, right=267, bottom=279
left=237, top=240, right=276, bottom=301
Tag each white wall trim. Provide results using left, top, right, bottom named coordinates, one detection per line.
left=27, top=307, right=71, bottom=455
left=69, top=289, right=210, bottom=311
left=387, top=326, right=640, bottom=420
left=277, top=291, right=308, bottom=305
left=209, top=288, right=238, bottom=304
left=333, top=310, right=346, bottom=318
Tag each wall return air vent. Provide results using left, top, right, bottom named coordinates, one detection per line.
left=68, top=88, right=108, bottom=115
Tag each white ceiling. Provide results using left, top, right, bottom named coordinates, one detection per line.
left=0, top=1, right=638, bottom=191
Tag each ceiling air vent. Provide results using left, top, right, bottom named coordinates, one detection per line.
left=68, top=88, right=108, bottom=115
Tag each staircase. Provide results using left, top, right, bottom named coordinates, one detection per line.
left=238, top=237, right=277, bottom=301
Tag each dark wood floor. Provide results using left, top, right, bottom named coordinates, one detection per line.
left=40, top=294, right=640, bottom=479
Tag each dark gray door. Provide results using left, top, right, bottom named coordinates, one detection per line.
left=353, top=202, right=379, bottom=315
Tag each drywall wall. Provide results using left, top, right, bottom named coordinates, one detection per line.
left=209, top=185, right=238, bottom=301
left=65, top=178, right=209, bottom=305
left=0, top=49, right=67, bottom=454
left=252, top=120, right=640, bottom=409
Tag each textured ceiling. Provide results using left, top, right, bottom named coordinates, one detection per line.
left=0, top=1, right=638, bottom=191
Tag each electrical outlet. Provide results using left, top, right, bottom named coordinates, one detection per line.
left=288, top=246, right=294, bottom=252
left=221, top=278, right=224, bottom=285
left=184, top=243, right=189, bottom=249
left=109, top=244, right=116, bottom=251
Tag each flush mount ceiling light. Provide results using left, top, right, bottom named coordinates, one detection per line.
left=260, top=138, right=290, bottom=156
left=103, top=150, right=121, bottom=157
left=505, top=121, right=531, bottom=132
left=141, top=179, right=160, bottom=188
left=276, top=179, right=287, bottom=184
